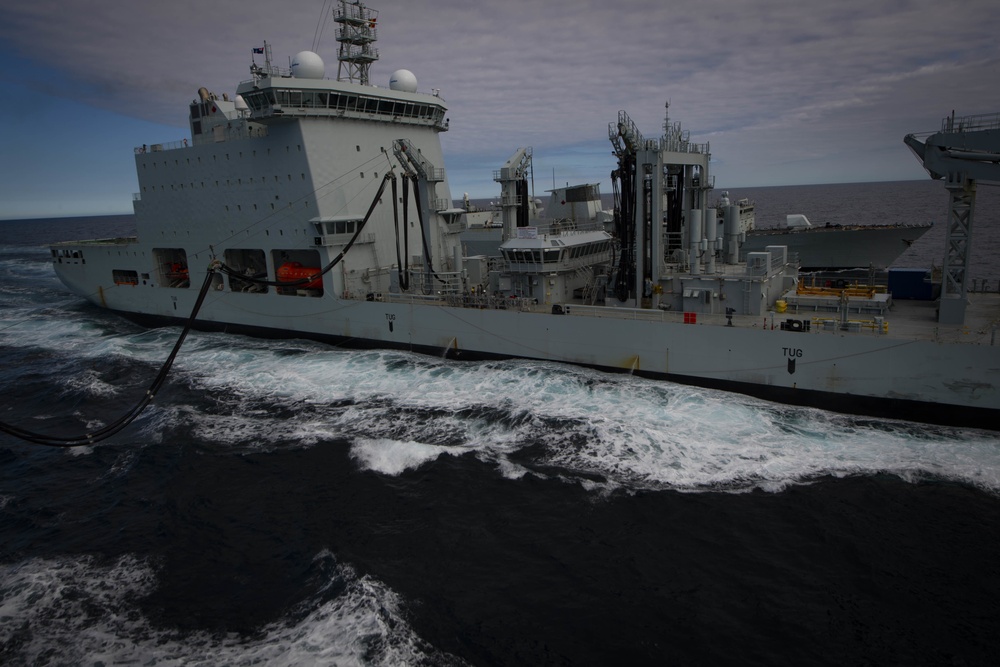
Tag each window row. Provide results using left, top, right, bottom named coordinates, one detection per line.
left=241, top=88, right=445, bottom=125
left=501, top=241, right=612, bottom=265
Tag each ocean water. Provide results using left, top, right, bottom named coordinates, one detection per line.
left=2, top=183, right=1000, bottom=666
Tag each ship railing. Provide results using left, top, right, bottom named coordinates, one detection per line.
left=335, top=3, right=379, bottom=24
left=561, top=303, right=901, bottom=336
left=382, top=291, right=536, bottom=312
left=134, top=140, right=188, bottom=154
left=533, top=220, right=606, bottom=235
left=381, top=292, right=447, bottom=305
left=739, top=250, right=795, bottom=276
left=942, top=111, right=1000, bottom=133
left=249, top=64, right=293, bottom=79
left=496, top=192, right=522, bottom=207
left=388, top=270, right=466, bottom=296
left=444, top=294, right=536, bottom=311
left=563, top=304, right=753, bottom=327
left=336, top=25, right=377, bottom=44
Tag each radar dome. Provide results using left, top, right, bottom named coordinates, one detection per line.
left=234, top=95, right=249, bottom=111
left=389, top=69, right=418, bottom=93
left=291, top=51, right=325, bottom=79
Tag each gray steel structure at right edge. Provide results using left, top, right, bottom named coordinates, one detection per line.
left=906, top=112, right=1000, bottom=324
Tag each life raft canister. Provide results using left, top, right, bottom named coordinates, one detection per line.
left=277, top=262, right=323, bottom=289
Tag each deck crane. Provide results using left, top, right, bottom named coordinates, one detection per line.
left=494, top=147, right=533, bottom=242
left=905, top=112, right=1000, bottom=324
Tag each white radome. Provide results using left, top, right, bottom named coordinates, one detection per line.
left=389, top=69, right=418, bottom=93
left=291, top=51, right=325, bottom=79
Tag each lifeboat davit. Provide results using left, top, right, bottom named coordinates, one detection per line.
left=277, top=262, right=323, bottom=289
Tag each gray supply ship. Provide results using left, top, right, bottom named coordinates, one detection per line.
left=50, top=1, right=1000, bottom=429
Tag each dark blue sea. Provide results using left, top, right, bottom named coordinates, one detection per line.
left=2, top=181, right=999, bottom=666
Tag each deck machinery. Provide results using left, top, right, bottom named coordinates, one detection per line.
left=610, top=104, right=793, bottom=316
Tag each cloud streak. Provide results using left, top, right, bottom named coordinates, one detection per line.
left=0, top=0, right=998, bottom=214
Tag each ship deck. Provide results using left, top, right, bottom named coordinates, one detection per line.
left=51, top=237, right=137, bottom=247
left=501, top=294, right=999, bottom=346
left=52, top=235, right=999, bottom=348
left=867, top=295, right=1000, bottom=345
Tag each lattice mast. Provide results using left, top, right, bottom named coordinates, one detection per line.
left=334, top=0, right=380, bottom=85
left=905, top=111, right=1000, bottom=324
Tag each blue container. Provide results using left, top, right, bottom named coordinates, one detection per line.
left=888, top=268, right=934, bottom=300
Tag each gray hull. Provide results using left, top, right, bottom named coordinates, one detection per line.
left=51, top=250, right=1000, bottom=429
left=744, top=224, right=932, bottom=270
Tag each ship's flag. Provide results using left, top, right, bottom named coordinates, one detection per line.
left=252, top=47, right=264, bottom=54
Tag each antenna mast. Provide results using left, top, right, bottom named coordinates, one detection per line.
left=334, top=0, right=379, bottom=85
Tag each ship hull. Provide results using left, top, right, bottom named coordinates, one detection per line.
left=744, top=224, right=933, bottom=270
left=107, top=305, right=999, bottom=430
left=55, top=258, right=999, bottom=431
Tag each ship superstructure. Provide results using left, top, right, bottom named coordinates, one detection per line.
left=49, top=1, right=1000, bottom=430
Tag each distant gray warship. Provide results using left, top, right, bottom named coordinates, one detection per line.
left=737, top=205, right=932, bottom=271
left=460, top=185, right=933, bottom=271
left=51, top=0, right=999, bottom=429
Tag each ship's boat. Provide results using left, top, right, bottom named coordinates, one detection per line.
left=276, top=262, right=323, bottom=291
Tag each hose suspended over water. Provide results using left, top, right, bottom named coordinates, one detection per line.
left=3, top=175, right=399, bottom=447
left=216, top=173, right=393, bottom=290
left=0, top=266, right=218, bottom=448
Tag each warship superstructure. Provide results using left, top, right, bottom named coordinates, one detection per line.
left=50, top=1, right=1000, bottom=429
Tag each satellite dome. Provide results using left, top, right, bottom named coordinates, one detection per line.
left=291, top=51, right=325, bottom=79
left=234, top=95, right=249, bottom=111
left=389, top=69, right=418, bottom=93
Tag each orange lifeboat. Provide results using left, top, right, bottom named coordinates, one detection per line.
left=277, top=262, right=323, bottom=289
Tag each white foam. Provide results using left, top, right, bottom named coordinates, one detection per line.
left=4, top=300, right=1000, bottom=494
left=350, top=438, right=468, bottom=475
left=0, top=552, right=457, bottom=666
left=112, top=344, right=1000, bottom=494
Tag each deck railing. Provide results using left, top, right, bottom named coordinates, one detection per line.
left=942, top=111, right=1000, bottom=133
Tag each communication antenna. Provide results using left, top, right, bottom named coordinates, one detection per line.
left=334, top=0, right=379, bottom=84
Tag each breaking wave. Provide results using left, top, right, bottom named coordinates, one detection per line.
left=4, top=308, right=998, bottom=495
left=0, top=552, right=464, bottom=666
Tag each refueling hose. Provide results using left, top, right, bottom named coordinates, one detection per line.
left=216, top=173, right=393, bottom=289
left=2, top=171, right=401, bottom=448
left=0, top=265, right=217, bottom=447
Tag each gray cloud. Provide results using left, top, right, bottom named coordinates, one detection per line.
left=1, top=0, right=997, bottom=192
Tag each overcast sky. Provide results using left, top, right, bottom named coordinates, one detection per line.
left=1, top=0, right=997, bottom=219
